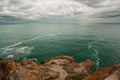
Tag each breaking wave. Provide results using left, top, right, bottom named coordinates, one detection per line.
left=0, top=0, right=120, bottom=19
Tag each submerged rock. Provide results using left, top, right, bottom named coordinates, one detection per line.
left=0, top=56, right=119, bottom=80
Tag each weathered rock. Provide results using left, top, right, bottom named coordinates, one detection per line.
left=44, top=56, right=92, bottom=80
left=0, top=60, right=16, bottom=80
left=45, top=56, right=74, bottom=66
left=83, top=64, right=120, bottom=80
left=21, top=60, right=38, bottom=69
left=0, top=56, right=119, bottom=80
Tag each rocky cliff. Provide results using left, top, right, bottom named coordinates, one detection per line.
left=0, top=56, right=120, bottom=80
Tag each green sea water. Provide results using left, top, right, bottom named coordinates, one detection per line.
left=0, top=22, right=120, bottom=71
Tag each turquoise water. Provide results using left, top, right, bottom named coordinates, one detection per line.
left=0, top=22, right=120, bottom=71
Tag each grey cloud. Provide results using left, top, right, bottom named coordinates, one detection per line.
left=75, top=0, right=105, bottom=7
left=0, top=0, right=120, bottom=19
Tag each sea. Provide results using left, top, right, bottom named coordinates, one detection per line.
left=0, top=18, right=120, bottom=71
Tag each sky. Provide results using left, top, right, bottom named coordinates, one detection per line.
left=0, top=0, right=120, bottom=21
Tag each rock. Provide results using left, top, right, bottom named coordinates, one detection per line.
left=38, top=65, right=59, bottom=80
left=44, top=56, right=92, bottom=80
left=0, top=60, right=16, bottom=80
left=21, top=60, right=38, bottom=69
left=0, top=56, right=119, bottom=80
left=45, top=56, right=74, bottom=66
left=63, top=59, right=93, bottom=80
left=83, top=64, right=120, bottom=80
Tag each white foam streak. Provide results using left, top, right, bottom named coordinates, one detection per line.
left=88, top=43, right=100, bottom=69
left=7, top=42, right=23, bottom=48
left=94, top=49, right=100, bottom=69
left=2, top=33, right=60, bottom=49
left=0, top=33, right=61, bottom=59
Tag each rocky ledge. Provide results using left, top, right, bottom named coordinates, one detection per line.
left=0, top=56, right=120, bottom=80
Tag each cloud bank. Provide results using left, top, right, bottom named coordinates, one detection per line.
left=0, top=0, right=120, bottom=19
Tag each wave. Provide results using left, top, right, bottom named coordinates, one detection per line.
left=0, top=0, right=120, bottom=20
left=6, top=42, right=24, bottom=48
left=94, top=49, right=100, bottom=69
left=0, top=33, right=61, bottom=59
left=5, top=32, right=61, bottom=48
left=0, top=46, right=34, bottom=60
left=88, top=43, right=100, bottom=69
left=48, top=32, right=61, bottom=36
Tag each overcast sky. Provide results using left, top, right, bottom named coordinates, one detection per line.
left=0, top=0, right=120, bottom=19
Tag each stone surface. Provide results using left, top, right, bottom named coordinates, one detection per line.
left=83, top=64, right=120, bottom=80
left=0, top=56, right=119, bottom=80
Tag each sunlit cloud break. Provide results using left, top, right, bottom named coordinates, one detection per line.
left=0, top=0, right=120, bottom=19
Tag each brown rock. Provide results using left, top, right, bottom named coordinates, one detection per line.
left=45, top=56, right=74, bottom=66
left=0, top=60, right=16, bottom=80
left=21, top=60, right=38, bottom=69
left=0, top=56, right=119, bottom=80
left=83, top=64, right=120, bottom=80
